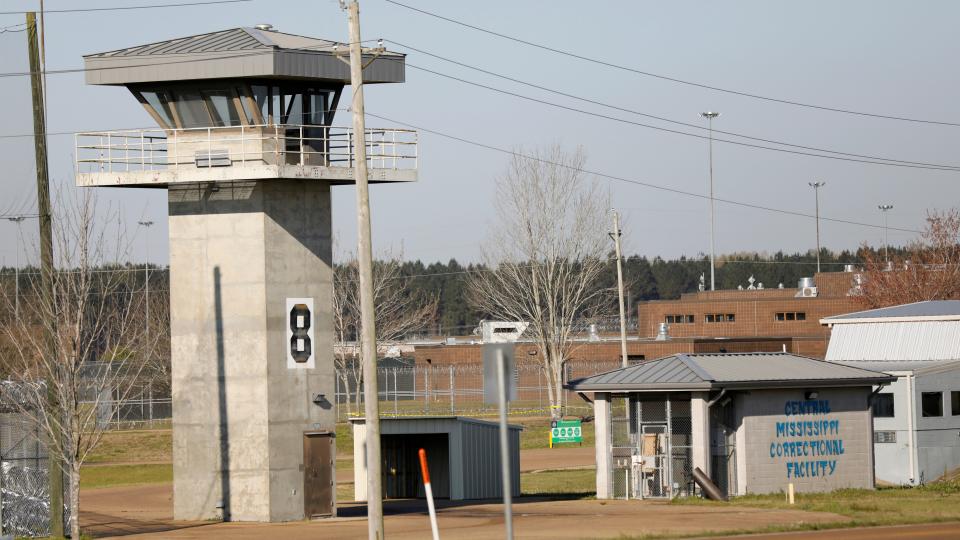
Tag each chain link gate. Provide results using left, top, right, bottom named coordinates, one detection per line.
left=608, top=393, right=694, bottom=499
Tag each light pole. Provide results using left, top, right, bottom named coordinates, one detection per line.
left=808, top=182, right=826, bottom=273
left=138, top=220, right=154, bottom=337
left=878, top=205, right=894, bottom=265
left=701, top=111, right=720, bottom=290
left=6, top=216, right=26, bottom=318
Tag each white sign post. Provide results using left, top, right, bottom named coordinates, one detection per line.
left=483, top=343, right=514, bottom=540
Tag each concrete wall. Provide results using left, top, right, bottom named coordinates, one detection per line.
left=169, top=180, right=334, bottom=522
left=736, top=387, right=875, bottom=495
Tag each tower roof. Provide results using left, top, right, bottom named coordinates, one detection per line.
left=84, top=26, right=404, bottom=85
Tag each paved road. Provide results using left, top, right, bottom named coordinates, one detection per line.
left=717, top=522, right=960, bottom=540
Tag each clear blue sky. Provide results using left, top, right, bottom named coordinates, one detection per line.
left=1, top=0, right=958, bottom=268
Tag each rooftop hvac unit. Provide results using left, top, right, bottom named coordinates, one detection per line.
left=795, top=277, right=818, bottom=298
left=797, top=286, right=818, bottom=298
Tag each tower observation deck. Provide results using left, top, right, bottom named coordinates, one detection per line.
left=76, top=26, right=416, bottom=187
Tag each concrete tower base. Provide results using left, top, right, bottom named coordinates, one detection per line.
left=168, top=180, right=335, bottom=522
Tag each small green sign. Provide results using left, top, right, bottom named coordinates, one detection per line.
left=550, top=419, right=582, bottom=444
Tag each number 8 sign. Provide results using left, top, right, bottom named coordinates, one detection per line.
left=286, top=298, right=315, bottom=369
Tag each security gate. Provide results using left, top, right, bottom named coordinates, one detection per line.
left=610, top=394, right=692, bottom=499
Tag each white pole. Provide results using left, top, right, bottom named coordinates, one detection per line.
left=418, top=448, right=440, bottom=540
left=611, top=210, right=628, bottom=368
left=496, top=349, right=514, bottom=540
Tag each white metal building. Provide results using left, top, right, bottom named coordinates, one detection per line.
left=823, top=300, right=960, bottom=485
left=350, top=417, right=521, bottom=501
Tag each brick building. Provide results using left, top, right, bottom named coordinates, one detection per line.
left=636, top=270, right=865, bottom=358
left=397, top=270, right=864, bottom=367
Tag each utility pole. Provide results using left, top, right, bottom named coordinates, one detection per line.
left=878, top=204, right=894, bottom=265
left=808, top=182, right=826, bottom=274
left=610, top=210, right=628, bottom=368
left=700, top=111, right=720, bottom=291
left=343, top=2, right=383, bottom=537
left=139, top=220, right=154, bottom=338
left=27, top=12, right=63, bottom=537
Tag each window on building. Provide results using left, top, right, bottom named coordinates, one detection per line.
left=775, top=312, right=806, bottom=322
left=726, top=313, right=735, bottom=322
left=627, top=355, right=646, bottom=364
left=705, top=314, right=715, bottom=323
left=874, top=431, right=897, bottom=444
left=921, top=392, right=943, bottom=417
left=705, top=313, right=736, bottom=323
left=952, top=391, right=960, bottom=416
left=872, top=393, right=894, bottom=418
left=796, top=312, right=806, bottom=321
left=664, top=315, right=694, bottom=324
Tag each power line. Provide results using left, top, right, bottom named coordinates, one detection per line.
left=384, top=0, right=960, bottom=128
left=0, top=0, right=252, bottom=15
left=0, top=23, right=27, bottom=33
left=362, top=109, right=924, bottom=235
left=389, top=40, right=960, bottom=171
left=402, top=62, right=960, bottom=172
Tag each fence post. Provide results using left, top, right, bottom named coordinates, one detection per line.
left=449, top=365, right=454, bottom=414
left=423, top=367, right=429, bottom=414
left=393, top=370, right=398, bottom=416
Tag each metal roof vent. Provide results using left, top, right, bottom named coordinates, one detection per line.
left=254, top=23, right=274, bottom=31
left=588, top=324, right=600, bottom=342
left=656, top=322, right=670, bottom=341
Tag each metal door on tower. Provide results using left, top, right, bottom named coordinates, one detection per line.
left=303, top=431, right=335, bottom=518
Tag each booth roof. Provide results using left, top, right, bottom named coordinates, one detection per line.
left=566, top=352, right=895, bottom=392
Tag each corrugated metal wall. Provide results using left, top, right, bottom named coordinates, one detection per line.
left=459, top=419, right=521, bottom=499
left=826, top=321, right=960, bottom=361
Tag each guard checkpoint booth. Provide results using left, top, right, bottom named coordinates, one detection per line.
left=567, top=353, right=894, bottom=499
left=75, top=26, right=415, bottom=521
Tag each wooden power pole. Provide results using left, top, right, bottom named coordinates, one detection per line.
left=610, top=211, right=629, bottom=368
left=344, top=2, right=384, bottom=538
left=27, top=11, right=64, bottom=538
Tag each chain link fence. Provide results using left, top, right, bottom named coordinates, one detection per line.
left=0, top=382, right=69, bottom=538
left=335, top=360, right=621, bottom=421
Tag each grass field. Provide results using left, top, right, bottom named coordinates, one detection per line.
left=80, top=463, right=172, bottom=489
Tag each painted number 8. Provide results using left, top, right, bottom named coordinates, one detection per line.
left=289, top=303, right=312, bottom=363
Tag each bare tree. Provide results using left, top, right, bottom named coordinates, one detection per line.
left=467, top=146, right=612, bottom=419
left=333, top=250, right=437, bottom=414
left=0, top=191, right=154, bottom=539
left=859, top=208, right=960, bottom=308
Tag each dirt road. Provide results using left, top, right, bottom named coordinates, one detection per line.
left=81, top=484, right=847, bottom=539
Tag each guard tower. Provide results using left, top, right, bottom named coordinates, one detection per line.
left=75, top=26, right=415, bottom=522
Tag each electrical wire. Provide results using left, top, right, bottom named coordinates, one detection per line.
left=403, top=62, right=960, bottom=172
left=389, top=39, right=960, bottom=170
left=0, top=0, right=252, bottom=15
left=362, top=109, right=924, bottom=235
left=384, top=0, right=960, bottom=128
